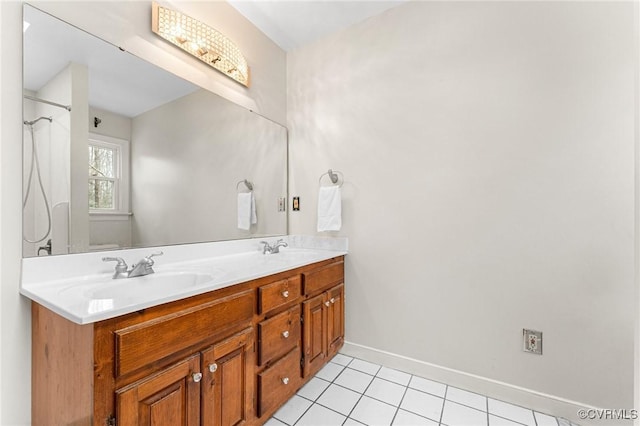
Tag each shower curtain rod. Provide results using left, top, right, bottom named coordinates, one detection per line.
left=23, top=95, right=72, bottom=112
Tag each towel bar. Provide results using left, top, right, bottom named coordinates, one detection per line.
left=319, top=169, right=343, bottom=187
left=236, top=179, right=254, bottom=191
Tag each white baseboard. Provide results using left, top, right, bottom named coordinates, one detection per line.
left=341, top=341, right=617, bottom=426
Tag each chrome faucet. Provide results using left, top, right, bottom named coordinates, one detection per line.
left=260, top=239, right=288, bottom=255
left=272, top=239, right=288, bottom=253
left=102, top=251, right=163, bottom=279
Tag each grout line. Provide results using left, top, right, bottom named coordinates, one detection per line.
left=389, top=376, right=411, bottom=425
left=292, top=363, right=346, bottom=426
left=440, top=384, right=449, bottom=425
left=487, top=391, right=490, bottom=426
left=284, top=354, right=567, bottom=426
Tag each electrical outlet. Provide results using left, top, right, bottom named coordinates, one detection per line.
left=523, top=329, right=542, bottom=355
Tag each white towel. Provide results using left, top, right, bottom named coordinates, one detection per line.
left=237, top=192, right=257, bottom=230
left=317, top=186, right=342, bottom=232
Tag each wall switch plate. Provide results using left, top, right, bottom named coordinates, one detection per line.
left=523, top=329, right=542, bottom=355
left=278, top=197, right=286, bottom=212
left=293, top=196, right=300, bottom=211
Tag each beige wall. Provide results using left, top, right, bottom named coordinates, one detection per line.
left=288, top=1, right=635, bottom=410
left=131, top=89, right=287, bottom=247
left=0, top=1, right=286, bottom=424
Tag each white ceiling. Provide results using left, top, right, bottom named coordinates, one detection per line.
left=229, top=1, right=408, bottom=51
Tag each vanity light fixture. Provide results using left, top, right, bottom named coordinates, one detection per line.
left=151, top=2, right=250, bottom=87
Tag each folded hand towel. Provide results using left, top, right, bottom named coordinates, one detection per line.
left=250, top=192, right=257, bottom=225
left=317, top=186, right=342, bottom=232
left=238, top=192, right=257, bottom=230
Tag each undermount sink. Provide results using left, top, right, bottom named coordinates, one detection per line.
left=86, top=271, right=214, bottom=300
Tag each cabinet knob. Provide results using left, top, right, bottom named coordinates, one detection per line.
left=330, top=298, right=336, bottom=304
left=282, top=290, right=289, bottom=298
left=209, top=363, right=218, bottom=373
left=281, top=377, right=289, bottom=385
left=192, top=372, right=203, bottom=383
left=282, top=330, right=290, bottom=339
left=325, top=301, right=330, bottom=307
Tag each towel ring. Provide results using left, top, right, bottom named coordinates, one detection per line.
left=319, top=169, right=343, bottom=188
left=236, top=179, right=254, bottom=192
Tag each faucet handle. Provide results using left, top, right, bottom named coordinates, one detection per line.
left=103, top=256, right=127, bottom=268
left=260, top=241, right=272, bottom=254
left=103, top=257, right=129, bottom=278
left=144, top=251, right=163, bottom=265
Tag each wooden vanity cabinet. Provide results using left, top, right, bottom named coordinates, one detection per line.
left=201, top=327, right=255, bottom=426
left=31, top=256, right=345, bottom=426
left=302, top=260, right=345, bottom=378
left=116, top=354, right=202, bottom=426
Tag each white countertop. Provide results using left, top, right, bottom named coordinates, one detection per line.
left=20, top=236, right=347, bottom=325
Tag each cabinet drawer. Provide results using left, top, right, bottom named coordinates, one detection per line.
left=303, top=261, right=344, bottom=296
left=258, top=275, right=301, bottom=314
left=258, top=305, right=300, bottom=366
left=115, top=289, right=254, bottom=377
left=258, top=347, right=301, bottom=417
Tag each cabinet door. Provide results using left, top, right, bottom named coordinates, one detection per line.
left=302, top=293, right=327, bottom=377
left=201, top=328, right=255, bottom=426
left=116, top=354, right=201, bottom=426
left=326, top=283, right=345, bottom=358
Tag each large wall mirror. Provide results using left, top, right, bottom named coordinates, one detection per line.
left=22, top=5, right=288, bottom=258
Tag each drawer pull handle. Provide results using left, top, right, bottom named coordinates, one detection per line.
left=192, top=372, right=203, bottom=383
left=330, top=298, right=336, bottom=304
left=209, top=363, right=218, bottom=373
left=282, top=290, right=289, bottom=298
left=282, top=377, right=289, bottom=385
left=282, top=330, right=290, bottom=338
left=325, top=301, right=330, bottom=307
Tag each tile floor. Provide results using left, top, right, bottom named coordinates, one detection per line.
left=266, top=354, right=578, bottom=426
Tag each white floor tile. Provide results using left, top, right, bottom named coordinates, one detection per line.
left=296, top=403, right=346, bottom=426
left=333, top=353, right=354, bottom=366
left=317, top=384, right=362, bottom=416
left=365, top=378, right=406, bottom=406
left=446, top=386, right=487, bottom=411
left=349, top=358, right=382, bottom=375
left=297, top=377, right=331, bottom=402
left=270, top=355, right=564, bottom=426
left=315, top=362, right=345, bottom=381
left=488, top=399, right=535, bottom=426
left=535, top=412, right=559, bottom=426
left=489, top=414, right=524, bottom=426
left=350, top=396, right=398, bottom=426
left=264, top=418, right=288, bottom=426
left=335, top=368, right=375, bottom=393
left=392, top=409, right=439, bottom=426
left=408, top=376, right=446, bottom=398
left=441, top=400, right=487, bottom=426
left=273, top=395, right=312, bottom=425
left=399, top=388, right=444, bottom=422
left=376, top=367, right=412, bottom=386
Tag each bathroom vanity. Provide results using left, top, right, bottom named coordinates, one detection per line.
left=24, top=243, right=346, bottom=426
